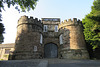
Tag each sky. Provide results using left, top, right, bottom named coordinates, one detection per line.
left=2, top=0, right=94, bottom=44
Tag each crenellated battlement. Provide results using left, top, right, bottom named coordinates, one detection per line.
left=18, top=15, right=42, bottom=28
left=59, top=18, right=82, bottom=28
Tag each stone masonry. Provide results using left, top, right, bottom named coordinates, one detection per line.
left=0, top=43, right=15, bottom=60
left=8, top=15, right=89, bottom=60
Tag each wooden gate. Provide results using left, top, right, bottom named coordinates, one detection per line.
left=44, top=43, right=58, bottom=58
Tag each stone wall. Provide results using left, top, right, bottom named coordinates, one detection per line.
left=59, top=18, right=89, bottom=59
left=9, top=16, right=43, bottom=60
left=59, top=18, right=86, bottom=49
left=0, top=43, right=15, bottom=60
left=42, top=18, right=60, bottom=58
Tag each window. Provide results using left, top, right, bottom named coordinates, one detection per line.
left=5, top=49, right=10, bottom=54
left=44, top=19, right=48, bottom=21
left=40, top=34, right=43, bottom=44
left=43, top=25, right=48, bottom=32
left=59, top=34, right=63, bottom=45
left=55, top=25, right=58, bottom=32
left=53, top=19, right=58, bottom=21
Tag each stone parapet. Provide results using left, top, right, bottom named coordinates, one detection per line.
left=17, top=15, right=43, bottom=34
left=59, top=18, right=82, bottom=29
left=18, top=15, right=42, bottom=28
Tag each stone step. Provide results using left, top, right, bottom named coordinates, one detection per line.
left=47, top=59, right=100, bottom=67
left=0, top=59, right=100, bottom=67
left=0, top=59, right=48, bottom=67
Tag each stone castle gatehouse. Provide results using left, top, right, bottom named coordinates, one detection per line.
left=9, top=15, right=89, bottom=60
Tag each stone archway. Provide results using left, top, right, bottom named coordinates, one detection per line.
left=44, top=43, right=58, bottom=58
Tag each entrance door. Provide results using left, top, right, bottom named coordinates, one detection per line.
left=44, top=43, right=58, bottom=58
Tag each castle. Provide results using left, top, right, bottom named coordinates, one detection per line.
left=1, top=15, right=90, bottom=60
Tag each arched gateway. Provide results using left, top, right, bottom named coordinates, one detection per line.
left=44, top=43, right=58, bottom=58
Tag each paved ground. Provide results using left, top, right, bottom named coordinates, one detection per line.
left=0, top=59, right=100, bottom=67
left=48, top=59, right=100, bottom=67
left=0, top=59, right=48, bottom=67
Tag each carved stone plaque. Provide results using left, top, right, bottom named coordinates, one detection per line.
left=34, top=46, right=37, bottom=51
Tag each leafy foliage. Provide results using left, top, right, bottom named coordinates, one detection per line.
left=0, top=12, right=5, bottom=44
left=0, top=0, right=38, bottom=43
left=0, top=0, right=38, bottom=12
left=82, top=0, right=100, bottom=49
left=0, top=19, right=5, bottom=44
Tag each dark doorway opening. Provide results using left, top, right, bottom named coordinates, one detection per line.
left=44, top=43, right=58, bottom=58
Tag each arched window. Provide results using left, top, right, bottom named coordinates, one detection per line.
left=40, top=34, right=43, bottom=44
left=43, top=25, right=48, bottom=32
left=59, top=34, right=63, bottom=45
left=55, top=25, right=58, bottom=32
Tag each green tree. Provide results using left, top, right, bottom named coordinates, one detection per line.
left=0, top=13, right=5, bottom=44
left=0, top=0, right=38, bottom=12
left=0, top=0, right=38, bottom=43
left=82, top=0, right=100, bottom=49
left=0, top=16, right=5, bottom=44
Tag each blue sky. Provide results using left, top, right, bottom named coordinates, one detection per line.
left=2, top=0, right=94, bottom=43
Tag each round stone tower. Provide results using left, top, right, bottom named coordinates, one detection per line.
left=10, top=15, right=43, bottom=60
left=59, top=18, right=89, bottom=59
